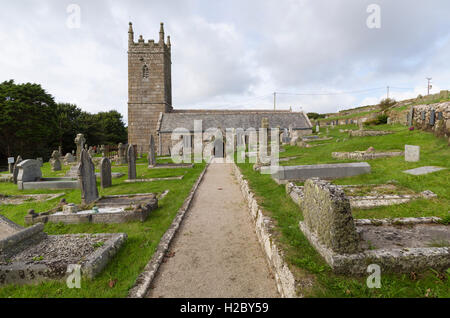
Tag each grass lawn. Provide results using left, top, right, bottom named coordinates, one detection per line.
left=0, top=156, right=205, bottom=298
left=237, top=124, right=450, bottom=297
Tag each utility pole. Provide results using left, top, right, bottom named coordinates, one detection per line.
left=273, top=92, right=276, bottom=111
left=387, top=86, right=390, bottom=99
left=426, top=77, right=432, bottom=95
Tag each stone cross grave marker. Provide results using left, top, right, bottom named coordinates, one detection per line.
left=100, top=157, right=112, bottom=189
left=127, top=144, right=137, bottom=180
left=78, top=149, right=99, bottom=204
left=74, top=133, right=86, bottom=162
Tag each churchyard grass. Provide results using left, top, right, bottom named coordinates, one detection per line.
left=237, top=124, right=450, bottom=297
left=0, top=159, right=206, bottom=297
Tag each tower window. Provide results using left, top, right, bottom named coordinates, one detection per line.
left=143, top=65, right=149, bottom=79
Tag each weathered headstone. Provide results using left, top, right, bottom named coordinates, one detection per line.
left=74, top=133, right=86, bottom=162
left=88, top=146, right=94, bottom=158
left=148, top=135, right=156, bottom=167
left=16, top=159, right=42, bottom=183
left=429, top=110, right=435, bottom=126
left=301, top=178, right=360, bottom=254
left=127, top=144, right=136, bottom=180
left=405, top=145, right=420, bottom=162
left=49, top=150, right=62, bottom=171
left=64, top=153, right=75, bottom=165
left=12, top=155, right=23, bottom=184
left=118, top=143, right=127, bottom=165
left=78, top=149, right=99, bottom=204
left=100, top=157, right=112, bottom=189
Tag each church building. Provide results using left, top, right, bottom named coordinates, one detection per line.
left=127, top=22, right=313, bottom=156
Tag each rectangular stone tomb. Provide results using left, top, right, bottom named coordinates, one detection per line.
left=286, top=183, right=437, bottom=209
left=0, top=193, right=65, bottom=206
left=25, top=193, right=158, bottom=225
left=332, top=151, right=403, bottom=160
left=95, top=172, right=124, bottom=179
left=403, top=166, right=446, bottom=176
left=271, top=162, right=371, bottom=184
left=298, top=179, right=449, bottom=275
left=18, top=177, right=80, bottom=190
left=148, top=163, right=194, bottom=169
left=0, top=215, right=126, bottom=285
left=124, top=175, right=184, bottom=183
left=348, top=130, right=393, bottom=137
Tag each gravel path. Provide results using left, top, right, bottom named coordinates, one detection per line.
left=147, top=163, right=279, bottom=298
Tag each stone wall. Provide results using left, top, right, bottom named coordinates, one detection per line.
left=411, top=101, right=450, bottom=141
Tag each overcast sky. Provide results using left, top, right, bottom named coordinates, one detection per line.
left=1, top=0, right=449, bottom=124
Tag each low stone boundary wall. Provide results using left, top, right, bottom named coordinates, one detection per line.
left=232, top=163, right=298, bottom=298
left=128, top=164, right=209, bottom=298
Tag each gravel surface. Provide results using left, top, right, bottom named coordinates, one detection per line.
left=148, top=163, right=279, bottom=298
left=5, top=234, right=111, bottom=265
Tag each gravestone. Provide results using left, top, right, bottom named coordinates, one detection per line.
left=16, top=160, right=42, bottom=183
left=301, top=178, right=360, bottom=254
left=88, top=146, right=94, bottom=158
left=405, top=145, right=420, bottom=162
left=78, top=149, right=99, bottom=205
left=74, top=133, right=86, bottom=162
left=148, top=135, right=156, bottom=167
left=118, top=143, right=127, bottom=165
left=50, top=150, right=62, bottom=171
left=100, top=157, right=112, bottom=189
left=12, top=155, right=23, bottom=184
left=421, top=111, right=425, bottom=121
left=429, top=110, right=435, bottom=126
left=64, top=153, right=75, bottom=165
left=127, top=145, right=136, bottom=180
left=403, top=166, right=445, bottom=176
left=8, top=157, right=14, bottom=173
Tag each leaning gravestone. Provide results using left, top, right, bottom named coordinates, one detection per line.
left=78, top=149, right=99, bottom=204
left=127, top=144, right=136, bottom=180
left=50, top=150, right=62, bottom=171
left=405, top=145, right=420, bottom=162
left=12, top=155, right=23, bottom=184
left=148, top=135, right=156, bottom=167
left=100, top=157, right=112, bottom=189
left=301, top=178, right=360, bottom=254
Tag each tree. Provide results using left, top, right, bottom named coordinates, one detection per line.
left=0, top=80, right=58, bottom=162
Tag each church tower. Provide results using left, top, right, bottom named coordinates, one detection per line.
left=128, top=22, right=172, bottom=152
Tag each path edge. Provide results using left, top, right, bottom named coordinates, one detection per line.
left=232, top=163, right=300, bottom=298
left=127, top=163, right=209, bottom=298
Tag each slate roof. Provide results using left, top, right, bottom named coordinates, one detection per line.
left=158, top=111, right=312, bottom=133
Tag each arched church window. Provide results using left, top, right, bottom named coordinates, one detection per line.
left=143, top=65, right=149, bottom=79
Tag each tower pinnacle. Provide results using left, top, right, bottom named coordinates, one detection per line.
left=159, top=22, right=165, bottom=45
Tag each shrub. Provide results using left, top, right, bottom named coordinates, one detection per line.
left=379, top=98, right=396, bottom=111
left=363, top=114, right=388, bottom=126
